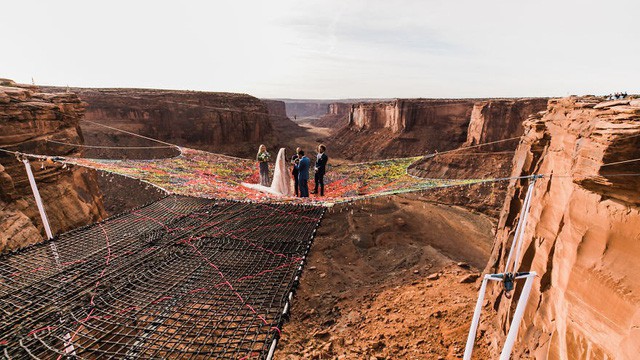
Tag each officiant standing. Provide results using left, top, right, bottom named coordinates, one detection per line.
left=256, top=144, right=271, bottom=186
left=312, top=144, right=328, bottom=196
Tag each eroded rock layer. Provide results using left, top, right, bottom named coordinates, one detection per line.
left=0, top=79, right=106, bottom=252
left=464, top=98, right=549, bottom=151
left=262, top=99, right=288, bottom=118
left=485, top=96, right=640, bottom=359
left=313, top=102, right=352, bottom=128
left=405, top=99, right=548, bottom=216
left=40, top=87, right=279, bottom=158
left=329, top=99, right=474, bottom=160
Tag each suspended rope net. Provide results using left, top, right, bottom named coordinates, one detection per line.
left=0, top=195, right=325, bottom=359
left=59, top=147, right=487, bottom=205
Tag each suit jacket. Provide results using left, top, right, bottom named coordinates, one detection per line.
left=315, top=153, right=328, bottom=173
left=291, top=154, right=299, bottom=175
left=297, top=156, right=310, bottom=181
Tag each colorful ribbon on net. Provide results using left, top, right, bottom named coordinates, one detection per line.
left=64, top=147, right=474, bottom=204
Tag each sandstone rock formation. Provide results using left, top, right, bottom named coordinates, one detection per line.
left=0, top=80, right=106, bottom=252
left=407, top=99, right=548, bottom=217
left=329, top=102, right=351, bottom=117
left=350, top=99, right=475, bottom=134
left=261, top=99, right=310, bottom=159
left=313, top=102, right=352, bottom=128
left=485, top=96, right=640, bottom=359
left=330, top=98, right=548, bottom=217
left=464, top=98, right=549, bottom=151
left=38, top=87, right=279, bottom=159
left=330, top=99, right=475, bottom=160
left=334, top=98, right=549, bottom=161
left=262, top=99, right=289, bottom=118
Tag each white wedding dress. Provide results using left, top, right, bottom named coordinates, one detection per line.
left=242, top=148, right=292, bottom=196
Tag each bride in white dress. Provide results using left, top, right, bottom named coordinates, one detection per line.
left=242, top=148, right=292, bottom=196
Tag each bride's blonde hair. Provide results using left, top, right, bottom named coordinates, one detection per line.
left=257, top=144, right=266, bottom=156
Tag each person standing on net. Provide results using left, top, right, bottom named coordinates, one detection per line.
left=312, top=144, right=328, bottom=196
left=291, top=147, right=301, bottom=197
left=297, top=149, right=310, bottom=197
left=256, top=144, right=271, bottom=186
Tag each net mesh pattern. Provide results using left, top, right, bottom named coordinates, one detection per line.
left=0, top=195, right=325, bottom=359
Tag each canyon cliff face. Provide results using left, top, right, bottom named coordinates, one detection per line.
left=43, top=88, right=278, bottom=158
left=261, top=99, right=309, bottom=159
left=329, top=102, right=351, bottom=117
left=283, top=100, right=330, bottom=119
left=262, top=99, right=288, bottom=118
left=485, top=96, right=640, bottom=359
left=464, top=98, right=549, bottom=151
left=348, top=99, right=474, bottom=134
left=331, top=98, right=548, bottom=217
left=0, top=79, right=106, bottom=252
left=408, top=99, right=548, bottom=217
left=313, top=102, right=352, bottom=128
left=332, top=99, right=476, bottom=160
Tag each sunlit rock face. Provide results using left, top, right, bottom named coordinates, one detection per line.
left=348, top=98, right=474, bottom=135
left=464, top=98, right=549, bottom=151
left=406, top=98, right=548, bottom=217
left=0, top=79, right=106, bottom=252
left=485, top=96, right=640, bottom=359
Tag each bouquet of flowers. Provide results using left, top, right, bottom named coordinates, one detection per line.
left=258, top=152, right=270, bottom=162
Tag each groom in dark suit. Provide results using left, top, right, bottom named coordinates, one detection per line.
left=312, top=144, right=328, bottom=196
left=296, top=150, right=310, bottom=198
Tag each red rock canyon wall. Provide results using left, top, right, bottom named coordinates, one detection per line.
left=408, top=99, right=548, bottom=216
left=313, top=102, right=353, bottom=128
left=0, top=79, right=106, bottom=252
left=485, top=96, right=640, bottom=359
left=46, top=88, right=278, bottom=159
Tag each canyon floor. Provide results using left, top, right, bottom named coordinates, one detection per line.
left=277, top=194, right=496, bottom=359
left=257, top=121, right=499, bottom=359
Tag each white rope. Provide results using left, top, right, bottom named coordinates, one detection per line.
left=22, top=158, right=53, bottom=240
left=82, top=120, right=177, bottom=147
left=427, top=136, right=521, bottom=158
left=46, top=139, right=175, bottom=150
left=600, top=157, right=640, bottom=167
left=504, top=178, right=537, bottom=274
left=463, top=176, right=539, bottom=360
left=463, top=272, right=537, bottom=360
left=500, top=273, right=536, bottom=359
left=463, top=274, right=490, bottom=359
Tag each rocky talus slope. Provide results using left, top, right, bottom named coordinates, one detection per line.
left=0, top=79, right=106, bottom=252
left=485, top=96, right=640, bottom=359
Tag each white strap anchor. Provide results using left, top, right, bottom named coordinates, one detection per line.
left=22, top=157, right=76, bottom=356
left=463, top=176, right=540, bottom=360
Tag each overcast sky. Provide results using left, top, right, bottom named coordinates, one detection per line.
left=3, top=0, right=639, bottom=99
